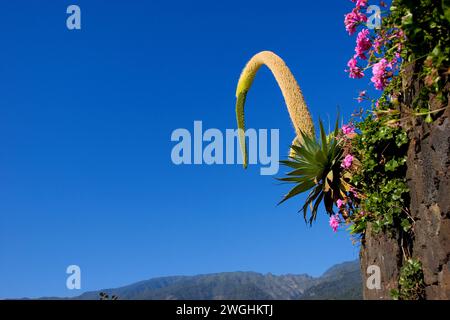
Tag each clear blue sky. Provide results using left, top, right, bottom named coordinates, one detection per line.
left=0, top=0, right=372, bottom=298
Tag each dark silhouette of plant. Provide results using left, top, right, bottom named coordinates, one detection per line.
left=99, top=292, right=118, bottom=300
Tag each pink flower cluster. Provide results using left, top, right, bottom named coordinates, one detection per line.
left=344, top=1, right=405, bottom=91
left=371, top=58, right=389, bottom=90
left=344, top=8, right=368, bottom=35
left=341, top=154, right=354, bottom=169
left=344, top=0, right=405, bottom=92
left=355, top=29, right=372, bottom=59
left=347, top=56, right=364, bottom=79
left=335, top=122, right=358, bottom=223
left=342, top=123, right=355, bottom=135
left=346, top=28, right=372, bottom=79
left=329, top=214, right=340, bottom=232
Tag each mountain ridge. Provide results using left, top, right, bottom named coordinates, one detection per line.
left=67, top=260, right=362, bottom=300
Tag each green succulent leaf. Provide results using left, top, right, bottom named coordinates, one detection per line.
left=279, top=117, right=344, bottom=224
left=278, top=180, right=316, bottom=205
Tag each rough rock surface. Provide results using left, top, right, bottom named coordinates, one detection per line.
left=405, top=108, right=450, bottom=299
left=360, top=63, right=450, bottom=299
left=360, top=224, right=402, bottom=299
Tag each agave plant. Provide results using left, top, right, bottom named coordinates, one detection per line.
left=234, top=51, right=348, bottom=223
left=234, top=51, right=315, bottom=167
left=278, top=118, right=349, bottom=224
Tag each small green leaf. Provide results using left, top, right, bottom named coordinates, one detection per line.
left=401, top=218, right=412, bottom=232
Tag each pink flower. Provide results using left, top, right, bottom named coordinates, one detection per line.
left=346, top=56, right=364, bottom=79
left=336, top=199, right=344, bottom=209
left=387, top=55, right=399, bottom=69
left=352, top=0, right=368, bottom=7
left=371, top=58, right=389, bottom=90
left=355, top=29, right=372, bottom=59
left=329, top=215, right=340, bottom=232
left=357, top=90, right=366, bottom=103
left=350, top=187, right=359, bottom=198
left=341, top=154, right=354, bottom=169
left=342, top=124, right=355, bottom=135
left=373, top=35, right=383, bottom=53
left=344, top=8, right=368, bottom=35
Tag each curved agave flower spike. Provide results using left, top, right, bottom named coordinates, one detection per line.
left=235, top=51, right=315, bottom=168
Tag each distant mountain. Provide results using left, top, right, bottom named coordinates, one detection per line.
left=71, top=260, right=362, bottom=300
left=300, top=261, right=363, bottom=300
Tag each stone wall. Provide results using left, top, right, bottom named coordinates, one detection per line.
left=360, top=63, right=450, bottom=300
left=360, top=224, right=402, bottom=299
left=404, top=101, right=450, bottom=299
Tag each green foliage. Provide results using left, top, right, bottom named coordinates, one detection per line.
left=349, top=0, right=450, bottom=236
left=393, top=0, right=450, bottom=62
left=390, top=258, right=425, bottom=300
left=346, top=0, right=449, bottom=295
left=349, top=113, right=410, bottom=234
left=391, top=0, right=450, bottom=96
left=443, top=0, right=450, bottom=24
left=279, top=118, right=345, bottom=224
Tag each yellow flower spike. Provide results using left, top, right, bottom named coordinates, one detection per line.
left=235, top=51, right=315, bottom=168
